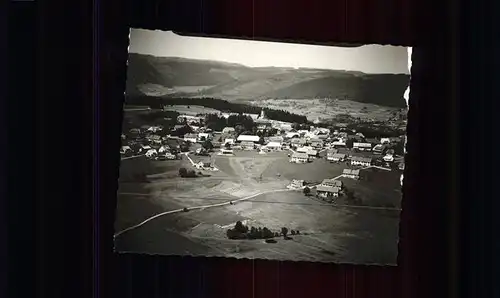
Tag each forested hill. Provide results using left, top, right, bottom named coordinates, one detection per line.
left=126, top=53, right=410, bottom=108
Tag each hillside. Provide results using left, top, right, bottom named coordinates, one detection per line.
left=126, top=54, right=410, bottom=108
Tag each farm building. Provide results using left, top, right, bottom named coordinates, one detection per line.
left=316, top=185, right=340, bottom=199
left=240, top=141, right=256, bottom=150
left=331, top=140, right=346, bottom=147
left=297, top=146, right=313, bottom=153
left=342, top=169, right=361, bottom=179
left=353, top=142, right=373, bottom=151
left=320, top=179, right=343, bottom=189
left=237, top=135, right=260, bottom=143
left=290, top=138, right=307, bottom=146
left=373, top=144, right=387, bottom=154
left=351, top=156, right=373, bottom=166
left=383, top=154, right=395, bottom=162
left=380, top=138, right=391, bottom=144
left=198, top=132, right=212, bottom=141
left=138, top=144, right=152, bottom=153
left=145, top=149, right=158, bottom=158
left=328, top=153, right=346, bottom=162
left=195, top=162, right=212, bottom=170
left=158, top=145, right=170, bottom=153
left=120, top=146, right=132, bottom=154
left=224, top=138, right=235, bottom=145
left=183, top=133, right=198, bottom=143
left=265, top=141, right=282, bottom=151
left=219, top=149, right=234, bottom=155
left=147, top=134, right=162, bottom=145
left=309, top=139, right=324, bottom=149
left=288, top=179, right=305, bottom=189
left=306, top=149, right=318, bottom=158
left=290, top=152, right=309, bottom=164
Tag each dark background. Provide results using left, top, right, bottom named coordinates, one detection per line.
left=9, top=0, right=497, bottom=297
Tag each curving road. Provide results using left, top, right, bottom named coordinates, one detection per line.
left=114, top=188, right=293, bottom=238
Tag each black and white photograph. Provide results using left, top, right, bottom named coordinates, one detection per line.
left=114, top=28, right=410, bottom=265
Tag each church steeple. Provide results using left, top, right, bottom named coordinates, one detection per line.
left=260, top=109, right=266, bottom=119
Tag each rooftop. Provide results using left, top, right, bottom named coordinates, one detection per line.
left=316, top=185, right=340, bottom=193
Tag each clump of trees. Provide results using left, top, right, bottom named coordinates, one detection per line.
left=178, top=167, right=197, bottom=178
left=226, top=221, right=295, bottom=240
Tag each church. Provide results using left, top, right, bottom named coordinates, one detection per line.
left=255, top=109, right=272, bottom=130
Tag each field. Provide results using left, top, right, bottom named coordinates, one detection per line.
left=114, top=148, right=402, bottom=264
left=247, top=98, right=399, bottom=122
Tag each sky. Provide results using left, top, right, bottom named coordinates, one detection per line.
left=129, top=29, right=410, bottom=74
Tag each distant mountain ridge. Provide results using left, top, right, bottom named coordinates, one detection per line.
left=126, top=53, right=410, bottom=108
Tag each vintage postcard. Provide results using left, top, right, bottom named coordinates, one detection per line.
left=114, top=28, right=410, bottom=265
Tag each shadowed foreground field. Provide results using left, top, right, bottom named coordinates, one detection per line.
left=114, top=151, right=401, bottom=265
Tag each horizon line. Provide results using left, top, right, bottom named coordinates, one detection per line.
left=128, top=52, right=411, bottom=75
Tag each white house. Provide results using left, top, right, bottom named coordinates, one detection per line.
left=316, top=185, right=340, bottom=199
left=139, top=144, right=152, bottom=153
left=351, top=156, right=372, bottom=167
left=328, top=153, right=346, bottom=162
left=147, top=134, right=162, bottom=145
left=198, top=132, right=211, bottom=141
left=145, top=149, right=158, bottom=158
left=237, top=135, right=260, bottom=143
left=290, top=152, right=309, bottom=164
left=265, top=141, right=282, bottom=151
left=287, top=179, right=305, bottom=189
left=383, top=154, right=395, bottom=162
left=195, top=161, right=212, bottom=170
left=222, top=127, right=236, bottom=134
left=296, top=146, right=313, bottom=153
left=184, top=133, right=198, bottom=143
left=380, top=138, right=391, bottom=144
left=331, top=140, right=346, bottom=147
left=158, top=145, right=170, bottom=153
left=353, top=142, right=373, bottom=151
left=224, top=138, right=235, bottom=145
left=309, top=139, right=323, bottom=149
left=306, top=149, right=318, bottom=158
left=290, top=138, right=307, bottom=146
left=373, top=144, right=386, bottom=154
left=320, top=179, right=343, bottom=189
left=240, top=141, right=256, bottom=150
left=342, top=169, right=360, bottom=179
left=219, top=149, right=234, bottom=156
left=120, top=146, right=132, bottom=154
left=147, top=126, right=163, bottom=133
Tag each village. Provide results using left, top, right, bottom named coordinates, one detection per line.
left=120, top=106, right=406, bottom=204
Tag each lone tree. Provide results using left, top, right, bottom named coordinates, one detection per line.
left=346, top=138, right=354, bottom=149
left=303, top=186, right=311, bottom=196
left=281, top=227, right=289, bottom=239
left=202, top=140, right=214, bottom=151
left=224, top=142, right=232, bottom=149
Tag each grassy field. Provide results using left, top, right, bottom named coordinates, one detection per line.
left=248, top=98, right=399, bottom=122
left=114, top=149, right=401, bottom=264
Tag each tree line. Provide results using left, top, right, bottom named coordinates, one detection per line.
left=126, top=95, right=309, bottom=124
